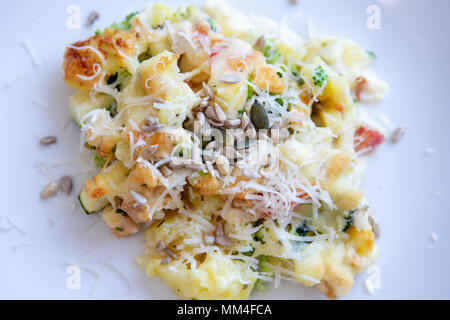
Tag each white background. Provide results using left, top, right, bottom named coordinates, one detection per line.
left=0, top=0, right=449, bottom=299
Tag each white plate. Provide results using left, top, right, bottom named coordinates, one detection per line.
left=1, top=0, right=449, bottom=299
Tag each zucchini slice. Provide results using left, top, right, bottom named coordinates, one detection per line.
left=69, top=93, right=114, bottom=128
left=78, top=190, right=108, bottom=215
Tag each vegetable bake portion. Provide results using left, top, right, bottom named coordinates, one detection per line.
left=63, top=0, right=387, bottom=299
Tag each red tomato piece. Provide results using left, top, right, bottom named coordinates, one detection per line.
left=354, top=126, right=385, bottom=154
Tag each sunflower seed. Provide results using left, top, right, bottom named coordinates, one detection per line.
left=219, top=74, right=241, bottom=84
left=204, top=234, right=215, bottom=245
left=86, top=11, right=99, bottom=27
left=196, top=112, right=206, bottom=126
left=242, top=169, right=260, bottom=179
left=141, top=145, right=158, bottom=160
left=271, top=127, right=290, bottom=143
left=202, top=82, right=215, bottom=100
left=161, top=256, right=172, bottom=265
left=40, top=136, right=57, bottom=146
left=241, top=113, right=251, bottom=130
left=40, top=181, right=60, bottom=199
left=142, top=124, right=163, bottom=132
left=169, top=158, right=203, bottom=171
left=214, top=104, right=227, bottom=122
left=250, top=100, right=269, bottom=129
left=223, top=146, right=242, bottom=160
left=215, top=222, right=224, bottom=237
left=390, top=127, right=406, bottom=143
left=203, top=141, right=219, bottom=162
left=245, top=125, right=257, bottom=139
left=369, top=215, right=380, bottom=239
left=145, top=116, right=159, bottom=125
left=165, top=248, right=178, bottom=259
left=214, top=155, right=230, bottom=175
left=224, top=119, right=241, bottom=129
left=215, top=235, right=233, bottom=247
left=59, top=176, right=73, bottom=195
left=156, top=241, right=166, bottom=251
left=204, top=106, right=222, bottom=125
left=235, top=138, right=257, bottom=150
left=254, top=35, right=266, bottom=50
left=160, top=165, right=172, bottom=177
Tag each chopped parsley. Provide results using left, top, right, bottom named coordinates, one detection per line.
left=115, top=227, right=124, bottom=232
left=157, top=220, right=165, bottom=228
left=367, top=50, right=377, bottom=60
left=94, top=155, right=106, bottom=168
left=254, top=279, right=266, bottom=291
left=247, top=78, right=255, bottom=100
left=258, top=38, right=281, bottom=65
left=275, top=97, right=284, bottom=107
left=207, top=18, right=217, bottom=32
left=343, top=210, right=354, bottom=232
left=312, top=66, right=328, bottom=86
left=111, top=12, right=139, bottom=31
left=291, top=64, right=305, bottom=86
left=115, top=208, right=125, bottom=214
left=276, top=71, right=283, bottom=78
left=295, top=222, right=313, bottom=237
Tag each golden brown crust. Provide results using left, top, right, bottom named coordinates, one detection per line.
left=63, top=38, right=105, bottom=91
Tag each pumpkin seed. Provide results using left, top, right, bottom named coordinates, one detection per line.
left=250, top=100, right=269, bottom=129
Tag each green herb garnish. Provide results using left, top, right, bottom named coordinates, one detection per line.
left=296, top=222, right=313, bottom=237
left=94, top=155, right=106, bottom=168
left=207, top=18, right=217, bottom=32
left=115, top=227, right=124, bottom=232
left=312, top=66, right=328, bottom=87
left=343, top=210, right=354, bottom=232
left=115, top=208, right=125, bottom=214
left=111, top=12, right=139, bottom=31
left=367, top=50, right=377, bottom=60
